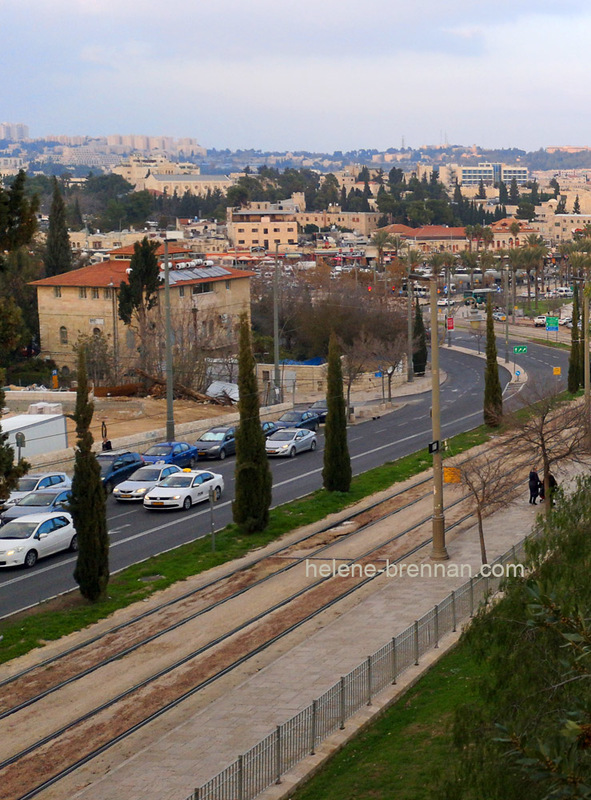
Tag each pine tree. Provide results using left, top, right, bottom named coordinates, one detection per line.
left=0, top=383, right=29, bottom=504
left=573, top=195, right=581, bottom=214
left=412, top=298, right=428, bottom=376
left=476, top=179, right=486, bottom=199
left=483, top=296, right=503, bottom=427
left=322, top=332, right=351, bottom=492
left=568, top=284, right=581, bottom=393
left=509, top=178, right=520, bottom=204
left=498, top=181, right=509, bottom=205
left=44, top=177, right=72, bottom=276
left=232, top=313, right=272, bottom=533
left=71, top=349, right=109, bottom=602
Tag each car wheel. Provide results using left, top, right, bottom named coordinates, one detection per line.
left=289, top=447, right=296, bottom=458
left=104, top=481, right=113, bottom=495
left=69, top=534, right=78, bottom=552
left=24, top=550, right=38, bottom=568
left=310, top=439, right=317, bottom=451
left=183, top=495, right=192, bottom=510
left=190, top=456, right=197, bottom=468
left=214, top=485, right=222, bottom=501
left=219, top=448, right=226, bottom=461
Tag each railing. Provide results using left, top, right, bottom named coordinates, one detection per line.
left=185, top=540, right=526, bottom=800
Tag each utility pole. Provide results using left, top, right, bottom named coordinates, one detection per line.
left=273, top=243, right=281, bottom=403
left=163, top=237, right=175, bottom=441
left=407, top=250, right=414, bottom=382
left=584, top=275, right=590, bottom=443
left=430, top=276, right=448, bottom=561
left=446, top=263, right=452, bottom=347
left=504, top=260, right=510, bottom=363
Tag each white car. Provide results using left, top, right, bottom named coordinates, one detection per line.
left=113, top=463, right=182, bottom=502
left=436, top=298, right=451, bottom=307
left=534, top=315, right=547, bottom=327
left=0, top=512, right=77, bottom=568
left=143, top=469, right=224, bottom=511
left=3, top=472, right=71, bottom=507
left=265, top=428, right=317, bottom=458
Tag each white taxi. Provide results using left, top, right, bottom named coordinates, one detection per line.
left=143, top=469, right=224, bottom=511
left=0, top=513, right=77, bottom=568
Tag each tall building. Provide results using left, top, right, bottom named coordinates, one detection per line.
left=0, top=122, right=29, bottom=140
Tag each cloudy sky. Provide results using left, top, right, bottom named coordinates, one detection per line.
left=2, top=0, right=590, bottom=152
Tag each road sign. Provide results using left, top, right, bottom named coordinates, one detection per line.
left=516, top=370, right=521, bottom=376
left=546, top=316, right=559, bottom=332
left=428, top=440, right=439, bottom=454
left=553, top=366, right=561, bottom=376
left=444, top=467, right=461, bottom=484
left=447, top=317, right=454, bottom=331
left=513, top=345, right=527, bottom=354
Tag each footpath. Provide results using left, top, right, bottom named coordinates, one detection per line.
left=33, top=345, right=538, bottom=800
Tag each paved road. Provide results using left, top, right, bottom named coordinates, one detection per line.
left=0, top=340, right=569, bottom=618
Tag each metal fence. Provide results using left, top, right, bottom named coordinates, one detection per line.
left=186, top=539, right=528, bottom=800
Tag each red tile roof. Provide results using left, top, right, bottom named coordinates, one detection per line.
left=30, top=260, right=255, bottom=288
left=108, top=242, right=191, bottom=258
left=381, top=224, right=466, bottom=239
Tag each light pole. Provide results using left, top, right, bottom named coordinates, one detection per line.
left=109, top=279, right=119, bottom=383
left=163, top=236, right=175, bottom=441
left=273, top=243, right=282, bottom=403
left=503, top=257, right=510, bottom=363
left=407, top=250, right=414, bottom=382
left=429, top=276, right=448, bottom=561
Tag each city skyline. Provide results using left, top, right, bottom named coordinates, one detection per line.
left=3, top=1, right=591, bottom=152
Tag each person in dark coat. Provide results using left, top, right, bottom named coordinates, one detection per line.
left=528, top=468, right=540, bottom=504
left=547, top=472, right=558, bottom=506
left=102, top=437, right=112, bottom=451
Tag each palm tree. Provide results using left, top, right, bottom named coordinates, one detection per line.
left=509, top=220, right=521, bottom=248
left=472, top=224, right=484, bottom=252
left=506, top=247, right=524, bottom=321
left=460, top=250, right=479, bottom=290
left=482, top=226, right=494, bottom=250
left=525, top=234, right=548, bottom=308
left=465, top=224, right=475, bottom=253
left=370, top=229, right=396, bottom=273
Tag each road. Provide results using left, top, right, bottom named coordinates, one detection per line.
left=0, top=338, right=569, bottom=618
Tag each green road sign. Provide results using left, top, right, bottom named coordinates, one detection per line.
left=513, top=345, right=527, bottom=354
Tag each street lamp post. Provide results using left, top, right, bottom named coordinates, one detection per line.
left=503, top=258, right=510, bottom=363
left=273, top=243, right=282, bottom=403
left=407, top=250, right=414, bottom=382
left=163, top=237, right=175, bottom=441
left=429, top=276, right=448, bottom=561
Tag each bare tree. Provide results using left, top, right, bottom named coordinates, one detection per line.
left=340, top=330, right=380, bottom=416
left=507, top=383, right=591, bottom=513
left=372, top=333, right=406, bottom=400
left=456, top=448, right=527, bottom=564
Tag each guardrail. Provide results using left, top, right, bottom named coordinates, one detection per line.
left=185, top=538, right=527, bottom=800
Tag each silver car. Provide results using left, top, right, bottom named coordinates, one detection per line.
left=112, top=463, right=182, bottom=502
left=265, top=428, right=317, bottom=458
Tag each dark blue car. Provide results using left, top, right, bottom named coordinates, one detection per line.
left=97, top=450, right=145, bottom=494
left=275, top=410, right=320, bottom=432
left=142, top=441, right=199, bottom=468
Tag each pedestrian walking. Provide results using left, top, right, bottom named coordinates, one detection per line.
left=528, top=468, right=540, bottom=504
left=102, top=436, right=112, bottom=451
left=547, top=472, right=558, bottom=506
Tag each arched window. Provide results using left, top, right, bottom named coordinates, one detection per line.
left=93, top=327, right=101, bottom=336
left=59, top=326, right=68, bottom=345
left=61, top=365, right=70, bottom=376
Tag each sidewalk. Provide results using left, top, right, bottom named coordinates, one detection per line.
left=56, top=461, right=568, bottom=800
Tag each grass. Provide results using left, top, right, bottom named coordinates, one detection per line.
left=0, top=426, right=490, bottom=666
left=531, top=337, right=570, bottom=350
left=291, top=643, right=483, bottom=800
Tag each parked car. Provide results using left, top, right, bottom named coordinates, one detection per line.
left=0, top=488, right=72, bottom=525
left=534, top=315, right=547, bottom=327
left=142, top=441, right=199, bottom=468
left=0, top=512, right=77, bottom=568
left=275, top=410, right=320, bottom=431
left=143, top=469, right=224, bottom=511
left=96, top=450, right=145, bottom=494
left=265, top=428, right=317, bottom=458
left=306, top=399, right=328, bottom=423
left=112, top=463, right=182, bottom=502
left=2, top=472, right=71, bottom=508
left=194, top=427, right=236, bottom=460
left=559, top=316, right=572, bottom=326
left=492, top=312, right=507, bottom=322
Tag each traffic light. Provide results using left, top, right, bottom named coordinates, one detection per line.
left=367, top=285, right=372, bottom=292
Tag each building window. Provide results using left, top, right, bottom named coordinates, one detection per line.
left=274, top=239, right=280, bottom=244
left=193, top=283, right=213, bottom=294
left=225, top=280, right=231, bottom=290
left=238, top=228, right=244, bottom=233
left=92, top=327, right=101, bottom=336
left=79, top=287, right=87, bottom=299
left=59, top=326, right=68, bottom=345
left=126, top=329, right=135, bottom=350
left=179, top=285, right=185, bottom=297
left=91, top=287, right=99, bottom=299
left=54, top=286, right=62, bottom=298
left=252, top=239, right=259, bottom=244
left=273, top=228, right=280, bottom=232
left=263, top=228, right=269, bottom=234
left=103, top=288, right=112, bottom=299
left=238, top=239, right=245, bottom=245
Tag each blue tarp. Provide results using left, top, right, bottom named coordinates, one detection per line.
left=280, top=358, right=325, bottom=366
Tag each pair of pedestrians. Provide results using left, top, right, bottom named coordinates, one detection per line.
left=528, top=468, right=557, bottom=505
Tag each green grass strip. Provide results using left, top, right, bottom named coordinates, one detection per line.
left=0, top=426, right=489, bottom=666
left=291, top=643, right=482, bottom=800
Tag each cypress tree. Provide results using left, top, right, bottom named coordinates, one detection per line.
left=568, top=283, right=581, bottom=393
left=412, top=297, right=428, bottom=376
left=483, top=296, right=503, bottom=427
left=71, top=349, right=109, bottom=602
left=322, top=332, right=351, bottom=492
left=232, top=313, right=272, bottom=533
left=44, top=177, right=72, bottom=276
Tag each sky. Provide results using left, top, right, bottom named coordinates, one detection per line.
left=2, top=0, right=591, bottom=153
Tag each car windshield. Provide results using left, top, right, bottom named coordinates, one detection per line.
left=17, top=477, right=39, bottom=492
left=268, top=431, right=295, bottom=441
left=18, top=491, right=58, bottom=507
left=0, top=521, right=38, bottom=539
left=279, top=412, right=300, bottom=422
left=144, top=445, right=172, bottom=457
left=199, top=431, right=225, bottom=442
left=310, top=401, right=326, bottom=409
left=128, top=468, right=161, bottom=482
left=159, top=475, right=193, bottom=488
left=98, top=459, right=115, bottom=476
